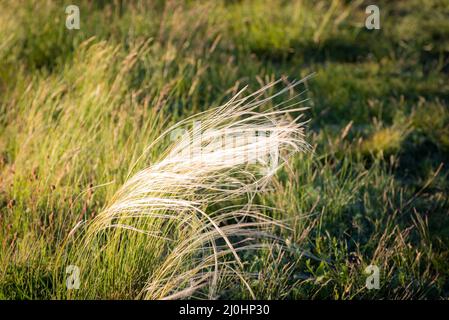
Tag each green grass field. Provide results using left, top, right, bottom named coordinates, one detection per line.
left=1, top=0, right=449, bottom=299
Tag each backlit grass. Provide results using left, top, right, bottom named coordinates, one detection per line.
left=0, top=0, right=448, bottom=299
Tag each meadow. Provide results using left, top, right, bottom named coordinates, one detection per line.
left=0, top=0, right=448, bottom=299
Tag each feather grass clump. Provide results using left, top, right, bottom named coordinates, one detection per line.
left=63, top=79, right=310, bottom=299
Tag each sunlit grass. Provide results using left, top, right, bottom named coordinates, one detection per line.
left=0, top=0, right=448, bottom=299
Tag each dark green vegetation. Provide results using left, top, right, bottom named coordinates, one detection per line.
left=0, top=0, right=448, bottom=299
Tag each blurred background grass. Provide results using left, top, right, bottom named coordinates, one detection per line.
left=0, top=0, right=448, bottom=299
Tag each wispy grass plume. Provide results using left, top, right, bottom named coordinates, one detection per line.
left=61, top=80, right=309, bottom=299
